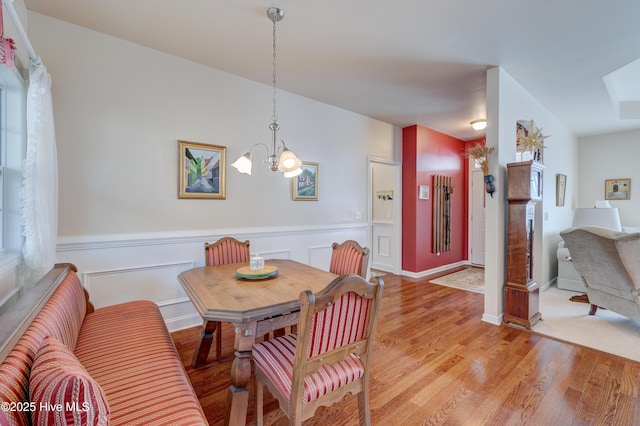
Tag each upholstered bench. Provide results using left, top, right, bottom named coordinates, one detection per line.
left=0, top=263, right=207, bottom=425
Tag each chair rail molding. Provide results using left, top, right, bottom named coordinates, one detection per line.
left=56, top=223, right=368, bottom=251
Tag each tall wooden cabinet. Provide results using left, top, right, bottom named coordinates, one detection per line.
left=504, top=160, right=544, bottom=329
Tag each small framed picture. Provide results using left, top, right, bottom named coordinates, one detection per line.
left=292, top=162, right=319, bottom=201
left=419, top=185, right=429, bottom=200
left=605, top=178, right=631, bottom=200
left=556, top=174, right=566, bottom=206
left=178, top=140, right=226, bottom=199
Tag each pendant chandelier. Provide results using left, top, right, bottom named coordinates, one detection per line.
left=231, top=7, right=302, bottom=178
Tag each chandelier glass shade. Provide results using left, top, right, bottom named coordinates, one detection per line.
left=231, top=6, right=302, bottom=178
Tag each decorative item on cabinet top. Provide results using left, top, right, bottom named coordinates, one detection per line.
left=516, top=119, right=549, bottom=163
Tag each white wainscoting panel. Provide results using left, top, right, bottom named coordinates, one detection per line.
left=83, top=261, right=194, bottom=308
left=256, top=249, right=291, bottom=260
left=309, top=244, right=333, bottom=271
left=372, top=222, right=395, bottom=272
left=57, top=224, right=368, bottom=332
left=82, top=261, right=198, bottom=330
left=0, top=253, right=22, bottom=310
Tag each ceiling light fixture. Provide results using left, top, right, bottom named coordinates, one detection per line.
left=470, top=119, right=487, bottom=131
left=231, top=7, right=302, bottom=177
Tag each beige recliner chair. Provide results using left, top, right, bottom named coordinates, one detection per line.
left=560, top=226, right=640, bottom=320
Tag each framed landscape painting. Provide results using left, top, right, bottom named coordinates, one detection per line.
left=605, top=178, right=630, bottom=200
left=292, top=162, right=319, bottom=201
left=178, top=140, right=226, bottom=199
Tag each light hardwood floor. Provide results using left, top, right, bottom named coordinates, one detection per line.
left=171, top=270, right=640, bottom=425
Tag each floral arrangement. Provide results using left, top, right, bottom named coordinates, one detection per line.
left=465, top=144, right=495, bottom=176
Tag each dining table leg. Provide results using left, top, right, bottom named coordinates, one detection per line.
left=225, top=321, right=257, bottom=426
left=192, top=320, right=217, bottom=368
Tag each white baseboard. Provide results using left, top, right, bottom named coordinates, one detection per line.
left=482, top=313, right=502, bottom=325
left=371, top=263, right=394, bottom=272
left=401, top=260, right=469, bottom=279
left=540, top=278, right=556, bottom=292
left=165, top=313, right=202, bottom=333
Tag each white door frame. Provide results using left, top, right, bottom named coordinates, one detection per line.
left=468, top=155, right=486, bottom=266
left=367, top=157, right=402, bottom=275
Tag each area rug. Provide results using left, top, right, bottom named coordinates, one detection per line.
left=370, top=269, right=387, bottom=278
left=533, top=286, right=640, bottom=362
left=429, top=268, right=484, bottom=294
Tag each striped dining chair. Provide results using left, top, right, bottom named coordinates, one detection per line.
left=205, top=237, right=251, bottom=267
left=203, top=237, right=250, bottom=361
left=252, top=274, right=384, bottom=425
left=329, top=240, right=370, bottom=278
left=276, top=239, right=370, bottom=339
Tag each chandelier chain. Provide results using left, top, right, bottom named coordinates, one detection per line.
left=271, top=15, right=278, bottom=124
left=230, top=7, right=301, bottom=177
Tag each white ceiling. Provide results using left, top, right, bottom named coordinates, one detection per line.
left=23, top=0, right=640, bottom=141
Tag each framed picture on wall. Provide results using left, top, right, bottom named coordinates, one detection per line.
left=419, top=185, right=429, bottom=200
left=291, top=162, right=319, bottom=201
left=556, top=174, right=566, bottom=206
left=178, top=140, right=226, bottom=199
left=605, top=178, right=631, bottom=200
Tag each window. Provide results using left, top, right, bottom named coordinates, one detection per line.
left=0, top=65, right=26, bottom=261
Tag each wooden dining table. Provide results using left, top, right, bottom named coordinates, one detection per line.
left=178, top=258, right=337, bottom=426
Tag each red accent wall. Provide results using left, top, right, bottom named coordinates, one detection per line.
left=402, top=125, right=469, bottom=273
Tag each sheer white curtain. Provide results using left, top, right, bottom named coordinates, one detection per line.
left=21, top=62, right=58, bottom=274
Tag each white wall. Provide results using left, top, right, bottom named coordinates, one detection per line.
left=483, top=67, right=578, bottom=325
left=578, top=129, right=640, bottom=228
left=28, top=12, right=398, bottom=237
left=27, top=12, right=399, bottom=330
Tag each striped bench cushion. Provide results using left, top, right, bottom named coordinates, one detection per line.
left=252, top=334, right=364, bottom=403
left=74, top=300, right=206, bottom=425
left=0, top=271, right=87, bottom=426
left=29, top=336, right=110, bottom=426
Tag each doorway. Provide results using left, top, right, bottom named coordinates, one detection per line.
left=368, top=158, right=401, bottom=275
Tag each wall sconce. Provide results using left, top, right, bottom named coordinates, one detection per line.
left=484, top=175, right=496, bottom=198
